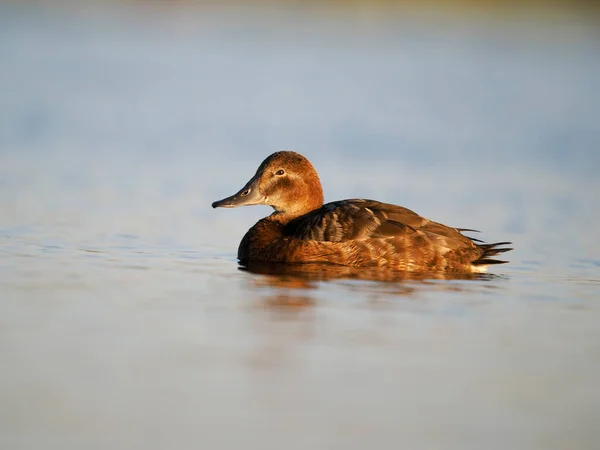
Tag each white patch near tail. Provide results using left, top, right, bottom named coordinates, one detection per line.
left=471, top=265, right=489, bottom=273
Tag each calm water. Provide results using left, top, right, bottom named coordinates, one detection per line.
left=1, top=3, right=600, bottom=449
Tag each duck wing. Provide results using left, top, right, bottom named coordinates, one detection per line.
left=283, top=199, right=512, bottom=267
left=283, top=199, right=443, bottom=242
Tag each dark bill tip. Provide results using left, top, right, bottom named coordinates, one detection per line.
left=211, top=196, right=241, bottom=208
left=211, top=176, right=263, bottom=209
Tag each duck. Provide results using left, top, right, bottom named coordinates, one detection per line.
left=212, top=151, right=512, bottom=273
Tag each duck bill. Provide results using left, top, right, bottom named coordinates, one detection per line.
left=211, top=175, right=265, bottom=208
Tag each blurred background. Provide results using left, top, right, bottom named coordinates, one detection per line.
left=2, top=0, right=599, bottom=253
left=1, top=1, right=600, bottom=449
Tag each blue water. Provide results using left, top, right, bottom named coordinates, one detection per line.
left=1, top=3, right=599, bottom=449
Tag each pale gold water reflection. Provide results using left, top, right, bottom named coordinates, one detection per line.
left=243, top=260, right=501, bottom=282
left=241, top=261, right=507, bottom=302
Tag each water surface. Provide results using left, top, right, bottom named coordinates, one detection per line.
left=1, top=3, right=600, bottom=449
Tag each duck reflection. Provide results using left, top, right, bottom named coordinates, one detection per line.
left=241, top=261, right=506, bottom=301
left=260, top=294, right=315, bottom=308
left=240, top=262, right=504, bottom=372
left=241, top=261, right=496, bottom=284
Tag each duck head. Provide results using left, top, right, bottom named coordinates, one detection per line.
left=212, top=151, right=324, bottom=220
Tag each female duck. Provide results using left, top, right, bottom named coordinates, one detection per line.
left=212, top=151, right=511, bottom=272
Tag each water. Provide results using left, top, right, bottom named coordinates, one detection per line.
left=1, top=2, right=600, bottom=449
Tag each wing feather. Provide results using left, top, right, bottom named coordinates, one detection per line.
left=285, top=199, right=440, bottom=242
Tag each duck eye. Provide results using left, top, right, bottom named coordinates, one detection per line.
left=275, top=169, right=285, bottom=176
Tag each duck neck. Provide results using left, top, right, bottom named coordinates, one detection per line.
left=269, top=211, right=297, bottom=225
left=270, top=201, right=322, bottom=225
left=271, top=181, right=324, bottom=225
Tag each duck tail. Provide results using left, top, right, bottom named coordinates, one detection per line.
left=472, top=241, right=513, bottom=266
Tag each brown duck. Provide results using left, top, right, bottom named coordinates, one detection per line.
left=212, top=151, right=512, bottom=273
